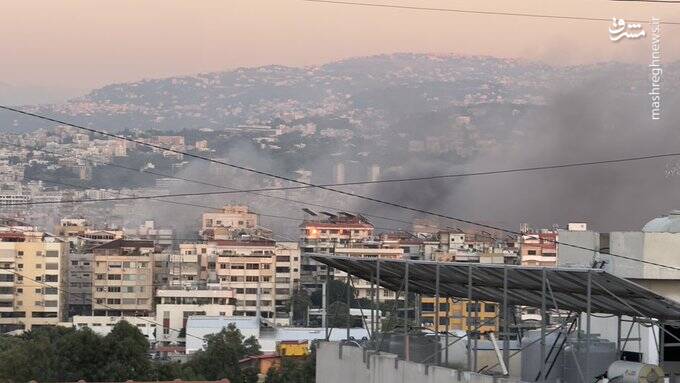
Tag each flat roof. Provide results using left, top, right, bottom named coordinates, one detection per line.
left=309, top=255, right=680, bottom=320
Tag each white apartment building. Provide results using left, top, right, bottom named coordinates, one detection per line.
left=179, top=240, right=300, bottom=325
left=200, top=205, right=259, bottom=240
left=155, top=287, right=236, bottom=345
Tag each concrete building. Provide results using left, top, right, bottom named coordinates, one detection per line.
left=0, top=230, right=69, bottom=332
left=299, top=213, right=374, bottom=287
left=155, top=287, right=236, bottom=345
left=333, top=247, right=404, bottom=300
left=421, top=298, right=499, bottom=334
left=520, top=230, right=557, bottom=267
left=153, top=251, right=201, bottom=288
left=200, top=205, right=259, bottom=240
left=91, top=239, right=155, bottom=317
left=179, top=240, right=300, bottom=325
left=124, top=220, right=174, bottom=248
left=68, top=252, right=93, bottom=317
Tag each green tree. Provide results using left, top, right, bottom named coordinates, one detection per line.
left=243, top=335, right=262, bottom=356
left=289, top=289, right=312, bottom=325
left=326, top=301, right=350, bottom=328
left=185, top=323, right=261, bottom=382
left=100, top=321, right=152, bottom=381
left=54, top=327, right=106, bottom=382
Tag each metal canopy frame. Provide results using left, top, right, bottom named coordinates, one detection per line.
left=310, top=255, right=680, bottom=320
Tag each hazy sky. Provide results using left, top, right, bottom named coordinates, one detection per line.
left=2, top=0, right=679, bottom=94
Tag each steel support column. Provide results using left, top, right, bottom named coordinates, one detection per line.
left=404, top=260, right=410, bottom=361
left=435, top=263, right=441, bottom=366
left=540, top=268, right=547, bottom=381
left=467, top=265, right=473, bottom=372
left=586, top=271, right=592, bottom=381
left=503, top=266, right=510, bottom=375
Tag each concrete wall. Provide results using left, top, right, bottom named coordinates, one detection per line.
left=557, top=230, right=600, bottom=268
left=316, top=341, right=527, bottom=383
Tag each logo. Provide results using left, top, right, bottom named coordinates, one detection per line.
left=609, top=17, right=646, bottom=41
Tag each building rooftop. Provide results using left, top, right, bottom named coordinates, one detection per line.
left=642, top=210, right=680, bottom=233
left=92, top=238, right=155, bottom=250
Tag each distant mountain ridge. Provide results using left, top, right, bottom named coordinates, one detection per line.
left=4, top=53, right=677, bottom=133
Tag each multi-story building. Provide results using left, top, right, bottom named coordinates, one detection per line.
left=0, top=229, right=69, bottom=333
left=520, top=230, right=558, bottom=267
left=153, top=251, right=201, bottom=288
left=91, top=239, right=155, bottom=316
left=200, top=205, right=259, bottom=240
left=179, top=240, right=300, bottom=325
left=299, top=213, right=374, bottom=287
left=124, top=220, right=174, bottom=249
left=332, top=247, right=404, bottom=301
left=421, top=299, right=499, bottom=334
left=68, top=252, right=93, bottom=317
left=155, top=287, right=237, bottom=345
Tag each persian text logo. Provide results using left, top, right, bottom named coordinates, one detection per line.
left=609, top=17, right=646, bottom=41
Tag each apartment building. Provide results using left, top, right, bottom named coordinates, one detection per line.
left=200, top=205, right=259, bottom=240
left=520, top=230, right=558, bottom=267
left=91, top=239, right=155, bottom=316
left=421, top=298, right=499, bottom=334
left=179, top=240, right=300, bottom=325
left=332, top=247, right=404, bottom=301
left=124, top=220, right=174, bottom=248
left=299, top=213, right=374, bottom=286
left=68, top=252, right=93, bottom=317
left=155, top=287, right=236, bottom=345
left=153, top=251, right=201, bottom=288
left=0, top=230, right=69, bottom=333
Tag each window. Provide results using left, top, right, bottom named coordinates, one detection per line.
left=108, top=274, right=121, bottom=281
left=484, top=303, right=496, bottom=313
left=45, top=251, right=58, bottom=257
left=35, top=264, right=42, bottom=269
left=276, top=267, right=290, bottom=273
left=421, top=303, right=434, bottom=312
left=45, top=263, right=58, bottom=270
left=71, top=261, right=79, bottom=266
left=262, top=264, right=270, bottom=269
left=246, top=263, right=259, bottom=270
left=122, top=298, right=136, bottom=305
left=45, top=275, right=58, bottom=282
left=245, top=276, right=258, bottom=282
left=439, top=317, right=449, bottom=325
left=231, top=264, right=245, bottom=270
left=17, top=264, right=23, bottom=269
left=44, top=288, right=57, bottom=295
left=276, top=256, right=290, bottom=262
left=17, top=251, right=23, bottom=256
left=96, top=274, right=105, bottom=280
left=107, top=299, right=121, bottom=305
left=527, top=250, right=537, bottom=255
left=108, top=287, right=121, bottom=293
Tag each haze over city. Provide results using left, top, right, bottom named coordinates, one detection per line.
left=1, top=2, right=680, bottom=383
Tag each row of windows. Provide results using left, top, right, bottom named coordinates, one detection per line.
left=13, top=250, right=59, bottom=257
left=95, top=286, right=145, bottom=293
left=95, top=274, right=148, bottom=281
left=94, top=298, right=149, bottom=305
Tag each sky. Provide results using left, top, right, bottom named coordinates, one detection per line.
left=1, top=0, right=679, bottom=101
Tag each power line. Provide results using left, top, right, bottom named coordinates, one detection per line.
left=302, top=0, right=680, bottom=25
left=3, top=106, right=679, bottom=273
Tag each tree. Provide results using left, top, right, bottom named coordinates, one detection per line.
left=326, top=301, right=350, bottom=328
left=310, top=280, right=355, bottom=308
left=100, top=321, right=152, bottom=381
left=185, top=323, right=261, bottom=382
left=289, top=289, right=312, bottom=325
left=243, top=335, right=262, bottom=357
left=55, top=327, right=107, bottom=382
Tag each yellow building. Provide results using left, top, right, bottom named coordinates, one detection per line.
left=420, top=297, right=499, bottom=334
left=0, top=230, right=69, bottom=332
